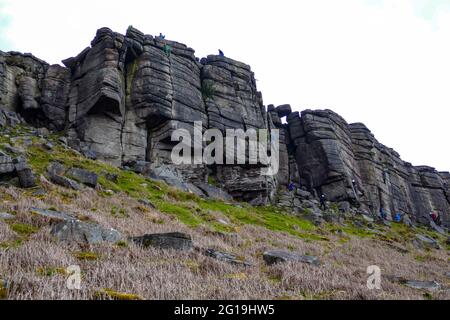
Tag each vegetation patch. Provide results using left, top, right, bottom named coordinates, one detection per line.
left=9, top=223, right=39, bottom=237
left=95, top=288, right=143, bottom=301
left=74, top=252, right=101, bottom=261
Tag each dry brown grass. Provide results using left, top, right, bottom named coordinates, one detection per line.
left=0, top=185, right=449, bottom=300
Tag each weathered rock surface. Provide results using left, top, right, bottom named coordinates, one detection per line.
left=66, top=168, right=98, bottom=188
left=51, top=220, right=122, bottom=245
left=131, top=232, right=193, bottom=251
left=0, top=28, right=449, bottom=229
left=404, top=280, right=441, bottom=291
left=205, top=249, right=253, bottom=266
left=263, top=250, right=320, bottom=266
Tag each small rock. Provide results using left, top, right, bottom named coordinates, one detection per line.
left=47, top=162, right=66, bottom=176
left=66, top=168, right=98, bottom=188
left=138, top=199, right=156, bottom=209
left=81, top=148, right=97, bottom=160
left=263, top=250, right=319, bottom=266
left=0, top=213, right=15, bottom=220
left=205, top=249, right=253, bottom=267
left=58, top=137, right=68, bottom=145
left=296, top=189, right=311, bottom=199
left=32, top=189, right=47, bottom=197
left=36, top=128, right=50, bottom=137
left=429, top=220, right=447, bottom=236
left=14, top=159, right=36, bottom=188
left=131, top=232, right=193, bottom=251
left=196, top=183, right=233, bottom=202
left=104, top=172, right=119, bottom=183
left=405, top=280, right=441, bottom=291
left=43, top=142, right=54, bottom=150
left=338, top=201, right=351, bottom=213
left=362, top=214, right=374, bottom=223
left=415, top=234, right=441, bottom=250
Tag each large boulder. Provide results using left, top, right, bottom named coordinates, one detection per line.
left=66, top=168, right=98, bottom=188
left=51, top=220, right=122, bottom=245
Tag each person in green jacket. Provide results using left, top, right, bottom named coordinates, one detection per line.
left=163, top=44, right=172, bottom=58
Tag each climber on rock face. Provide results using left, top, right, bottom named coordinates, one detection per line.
left=163, top=44, right=172, bottom=57
left=320, top=194, right=327, bottom=210
left=394, top=212, right=402, bottom=223
left=288, top=183, right=295, bottom=192
left=219, top=49, right=225, bottom=57
left=429, top=211, right=440, bottom=225
left=158, top=33, right=166, bottom=40
left=380, top=207, right=387, bottom=220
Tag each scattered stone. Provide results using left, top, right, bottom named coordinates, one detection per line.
left=138, top=199, right=156, bottom=209
left=444, top=272, right=450, bottom=279
left=36, top=128, right=50, bottom=137
left=32, top=189, right=47, bottom=197
left=2, top=144, right=25, bottom=155
left=196, top=183, right=233, bottom=202
left=405, top=280, right=441, bottom=291
left=58, top=137, right=68, bottom=145
left=81, top=148, right=97, bottom=160
left=205, top=249, right=253, bottom=267
left=402, top=214, right=414, bottom=228
left=296, top=189, right=311, bottom=200
left=0, top=213, right=15, bottom=220
left=14, top=159, right=36, bottom=188
left=362, top=214, right=374, bottom=223
left=131, top=232, right=193, bottom=251
left=263, top=250, right=319, bottom=266
left=104, top=172, right=119, bottom=183
left=49, top=174, right=81, bottom=191
left=31, top=207, right=76, bottom=222
left=43, top=142, right=54, bottom=150
left=47, top=162, right=66, bottom=176
left=0, top=155, right=15, bottom=174
left=66, top=168, right=98, bottom=188
left=414, top=234, right=441, bottom=250
left=429, top=220, right=447, bottom=236
left=338, top=201, right=351, bottom=213
left=51, top=220, right=122, bottom=245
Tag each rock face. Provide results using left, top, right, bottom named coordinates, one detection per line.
left=0, top=27, right=449, bottom=228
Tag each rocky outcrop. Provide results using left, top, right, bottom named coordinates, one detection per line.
left=0, top=27, right=448, bottom=228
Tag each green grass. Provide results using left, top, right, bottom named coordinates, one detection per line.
left=74, top=252, right=101, bottom=261
left=9, top=223, right=39, bottom=237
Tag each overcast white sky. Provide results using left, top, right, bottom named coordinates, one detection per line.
left=0, top=0, right=449, bottom=171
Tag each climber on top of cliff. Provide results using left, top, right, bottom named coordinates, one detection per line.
left=158, top=33, right=166, bottom=40
left=219, top=49, right=225, bottom=57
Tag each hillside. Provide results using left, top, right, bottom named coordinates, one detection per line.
left=0, top=122, right=449, bottom=300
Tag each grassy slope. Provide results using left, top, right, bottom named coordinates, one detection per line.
left=0, top=126, right=448, bottom=300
